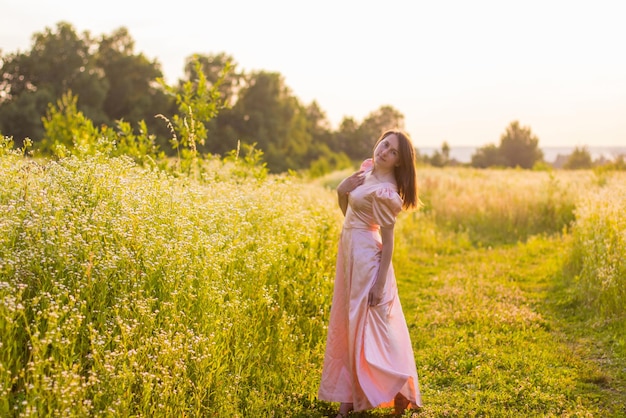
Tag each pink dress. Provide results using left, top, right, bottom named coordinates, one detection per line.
left=318, top=161, right=422, bottom=412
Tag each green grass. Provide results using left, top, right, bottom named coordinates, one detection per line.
left=392, top=221, right=626, bottom=417
left=1, top=151, right=625, bottom=416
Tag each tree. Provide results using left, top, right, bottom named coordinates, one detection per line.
left=96, top=27, right=173, bottom=139
left=427, top=141, right=451, bottom=167
left=332, top=105, right=404, bottom=161
left=186, top=53, right=245, bottom=156
left=182, top=52, right=243, bottom=107
left=352, top=105, right=405, bottom=160
left=0, top=22, right=175, bottom=150
left=304, top=100, right=332, bottom=148
left=0, top=90, right=55, bottom=147
left=302, top=100, right=345, bottom=171
left=470, top=121, right=543, bottom=169
left=229, top=71, right=312, bottom=172
left=332, top=116, right=359, bottom=158
left=441, top=141, right=450, bottom=161
left=563, top=146, right=592, bottom=169
left=303, top=102, right=337, bottom=153
left=498, top=120, right=543, bottom=168
left=471, top=143, right=507, bottom=168
left=159, top=57, right=229, bottom=159
left=0, top=22, right=108, bottom=145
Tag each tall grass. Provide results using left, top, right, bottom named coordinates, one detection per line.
left=566, top=172, right=626, bottom=320
left=2, top=146, right=624, bottom=416
left=417, top=167, right=583, bottom=245
left=0, top=151, right=341, bottom=416
left=318, top=166, right=580, bottom=246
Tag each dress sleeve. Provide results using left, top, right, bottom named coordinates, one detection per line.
left=360, top=158, right=374, bottom=172
left=371, top=187, right=403, bottom=228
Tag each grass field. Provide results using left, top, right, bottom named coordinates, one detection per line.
left=1, top=148, right=625, bottom=416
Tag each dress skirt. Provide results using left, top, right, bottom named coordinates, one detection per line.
left=318, top=224, right=422, bottom=411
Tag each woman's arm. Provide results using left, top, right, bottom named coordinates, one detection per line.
left=336, top=171, right=364, bottom=216
left=369, top=225, right=394, bottom=306
left=337, top=188, right=349, bottom=216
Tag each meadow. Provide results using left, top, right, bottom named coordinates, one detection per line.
left=1, top=144, right=625, bottom=416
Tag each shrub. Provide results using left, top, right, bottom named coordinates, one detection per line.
left=566, top=172, right=626, bottom=319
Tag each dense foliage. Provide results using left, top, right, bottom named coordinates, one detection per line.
left=0, top=22, right=405, bottom=174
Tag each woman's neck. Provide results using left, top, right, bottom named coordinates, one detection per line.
left=371, top=167, right=396, bottom=184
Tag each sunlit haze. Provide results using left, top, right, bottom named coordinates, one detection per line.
left=1, top=0, right=625, bottom=147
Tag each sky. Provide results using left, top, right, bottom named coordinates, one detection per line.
left=1, top=0, right=625, bottom=148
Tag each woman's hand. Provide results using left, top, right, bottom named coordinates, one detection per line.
left=337, top=170, right=365, bottom=195
left=337, top=170, right=365, bottom=216
left=368, top=283, right=383, bottom=307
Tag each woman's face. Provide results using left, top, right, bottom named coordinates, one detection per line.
left=373, top=134, right=401, bottom=170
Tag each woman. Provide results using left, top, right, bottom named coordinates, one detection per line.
left=318, top=129, right=422, bottom=417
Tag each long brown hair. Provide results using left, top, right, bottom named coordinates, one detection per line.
left=373, top=129, right=420, bottom=210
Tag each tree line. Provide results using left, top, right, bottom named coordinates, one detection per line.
left=4, top=21, right=612, bottom=173
left=1, top=22, right=409, bottom=173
